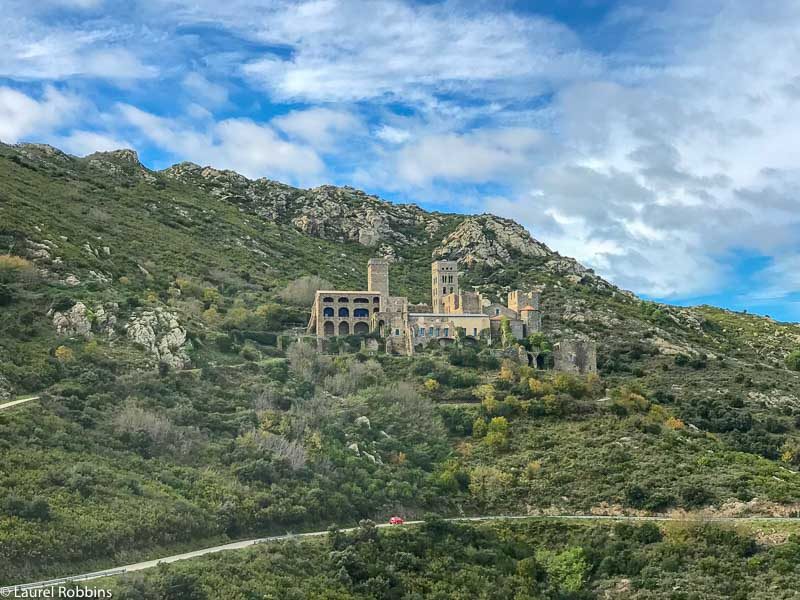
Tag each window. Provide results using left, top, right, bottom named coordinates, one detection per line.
left=442, top=287, right=447, bottom=294
left=338, top=307, right=349, bottom=317
left=394, top=328, right=400, bottom=336
left=444, top=327, right=449, bottom=337
left=473, top=328, right=478, bottom=336
left=373, top=296, right=380, bottom=303
left=449, top=287, right=454, bottom=293
left=323, top=297, right=334, bottom=303
left=354, top=297, right=369, bottom=303
left=434, top=327, right=440, bottom=336
left=428, top=327, right=434, bottom=336
left=419, top=328, right=425, bottom=337
left=323, top=307, right=334, bottom=317
left=495, top=308, right=500, bottom=315
left=354, top=308, right=369, bottom=318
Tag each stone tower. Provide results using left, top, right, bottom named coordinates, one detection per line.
left=432, top=260, right=459, bottom=313
left=368, top=258, right=390, bottom=298
left=508, top=290, right=540, bottom=314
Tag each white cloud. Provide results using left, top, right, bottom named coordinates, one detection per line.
left=118, top=104, right=324, bottom=181
left=56, top=130, right=130, bottom=156
left=375, top=125, right=411, bottom=145
left=272, top=107, right=361, bottom=150
left=0, top=86, right=82, bottom=143
left=396, top=128, right=544, bottom=186
left=238, top=0, right=602, bottom=103
left=0, top=6, right=157, bottom=82
left=183, top=72, right=229, bottom=107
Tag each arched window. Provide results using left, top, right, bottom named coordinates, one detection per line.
left=353, top=322, right=369, bottom=335
left=338, top=307, right=350, bottom=317
left=354, top=297, right=369, bottom=303
left=323, top=307, right=334, bottom=317
left=322, top=297, right=334, bottom=303
left=323, top=321, right=335, bottom=336
left=354, top=308, right=369, bottom=318
left=373, top=296, right=380, bottom=303
left=338, top=321, right=350, bottom=335
left=338, top=297, right=350, bottom=303
left=373, top=307, right=379, bottom=313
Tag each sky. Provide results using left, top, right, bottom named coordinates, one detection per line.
left=2, top=0, right=800, bottom=321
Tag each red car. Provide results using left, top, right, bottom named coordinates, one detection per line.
left=389, top=516, right=405, bottom=525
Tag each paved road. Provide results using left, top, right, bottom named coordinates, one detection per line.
left=3, top=514, right=799, bottom=594
left=0, top=396, right=39, bottom=411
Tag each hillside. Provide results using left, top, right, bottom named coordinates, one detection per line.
left=2, top=141, right=800, bottom=591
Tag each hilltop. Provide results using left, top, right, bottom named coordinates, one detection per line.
left=2, top=141, right=800, bottom=591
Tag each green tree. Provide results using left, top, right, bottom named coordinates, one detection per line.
left=485, top=416, right=509, bottom=450
left=500, top=317, right=514, bottom=348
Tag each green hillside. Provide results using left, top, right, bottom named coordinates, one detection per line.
left=2, top=141, right=800, bottom=591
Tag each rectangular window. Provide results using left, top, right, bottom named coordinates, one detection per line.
left=395, top=328, right=400, bottom=336
left=473, top=328, right=477, bottom=336
left=435, top=327, right=440, bottom=336
left=420, top=329, right=425, bottom=337
left=495, top=308, right=500, bottom=315
left=428, top=327, right=434, bottom=336
left=444, top=328, right=449, bottom=337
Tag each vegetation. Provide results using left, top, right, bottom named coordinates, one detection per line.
left=105, top=518, right=800, bottom=599
left=2, top=142, right=800, bottom=594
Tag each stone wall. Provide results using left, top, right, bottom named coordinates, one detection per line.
left=553, top=339, right=597, bottom=374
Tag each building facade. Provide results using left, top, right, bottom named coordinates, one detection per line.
left=308, top=258, right=544, bottom=356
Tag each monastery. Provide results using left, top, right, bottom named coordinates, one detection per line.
left=307, top=258, right=542, bottom=356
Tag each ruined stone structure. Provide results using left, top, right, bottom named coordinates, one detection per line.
left=553, top=339, right=598, bottom=375
left=308, top=258, right=594, bottom=373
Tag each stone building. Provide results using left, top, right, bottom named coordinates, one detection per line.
left=308, top=259, right=593, bottom=367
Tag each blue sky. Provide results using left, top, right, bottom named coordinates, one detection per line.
left=2, top=1, right=800, bottom=322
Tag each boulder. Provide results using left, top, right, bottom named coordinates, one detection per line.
left=126, top=308, right=191, bottom=369
left=52, top=302, right=92, bottom=338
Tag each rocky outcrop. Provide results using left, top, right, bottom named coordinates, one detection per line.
left=433, top=215, right=552, bottom=266
left=51, top=302, right=118, bottom=338
left=52, top=302, right=92, bottom=338
left=161, top=164, right=445, bottom=248
left=125, top=308, right=191, bottom=370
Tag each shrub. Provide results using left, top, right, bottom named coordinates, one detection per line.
left=786, top=350, right=800, bottom=371
left=485, top=416, right=509, bottom=450
left=472, top=418, right=487, bottom=438
left=0, top=254, right=35, bottom=283
left=277, top=275, right=333, bottom=306
left=287, top=342, right=332, bottom=383
left=54, top=345, right=75, bottom=363
left=424, top=378, right=440, bottom=393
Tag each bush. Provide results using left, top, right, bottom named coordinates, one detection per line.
left=0, top=254, right=35, bottom=283
left=485, top=416, right=509, bottom=450
left=277, top=275, right=333, bottom=306
left=786, top=350, right=800, bottom=371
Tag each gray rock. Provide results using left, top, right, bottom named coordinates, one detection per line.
left=433, top=215, right=551, bottom=267
left=53, top=302, right=92, bottom=338
left=126, top=308, right=191, bottom=369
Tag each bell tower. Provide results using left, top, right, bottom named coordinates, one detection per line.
left=432, top=260, right=458, bottom=313
left=368, top=258, right=390, bottom=298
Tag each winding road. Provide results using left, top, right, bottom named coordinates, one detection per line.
left=3, top=514, right=799, bottom=594
left=0, top=396, right=39, bottom=411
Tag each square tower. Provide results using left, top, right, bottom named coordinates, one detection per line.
left=508, top=290, right=540, bottom=314
left=367, top=258, right=390, bottom=298
left=432, top=260, right=459, bottom=313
